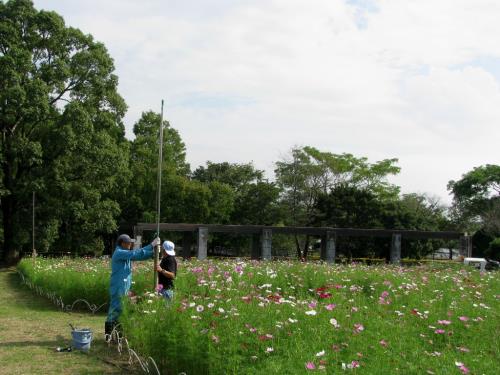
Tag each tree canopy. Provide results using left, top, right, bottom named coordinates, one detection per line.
left=1, top=0, right=128, bottom=261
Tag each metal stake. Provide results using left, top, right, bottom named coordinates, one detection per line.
left=154, top=100, right=164, bottom=290
left=32, top=191, right=36, bottom=260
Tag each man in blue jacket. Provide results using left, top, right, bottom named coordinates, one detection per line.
left=105, top=234, right=160, bottom=336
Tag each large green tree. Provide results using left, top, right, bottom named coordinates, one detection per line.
left=121, top=111, right=190, bottom=226
left=275, top=146, right=400, bottom=258
left=0, top=0, right=128, bottom=262
left=192, top=161, right=281, bottom=225
left=448, top=164, right=500, bottom=231
left=448, top=165, right=500, bottom=256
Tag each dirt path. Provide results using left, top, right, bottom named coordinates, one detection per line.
left=0, top=268, right=137, bottom=375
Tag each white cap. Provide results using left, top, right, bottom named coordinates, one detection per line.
left=162, top=240, right=175, bottom=256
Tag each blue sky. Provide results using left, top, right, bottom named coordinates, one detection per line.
left=33, top=0, right=500, bottom=205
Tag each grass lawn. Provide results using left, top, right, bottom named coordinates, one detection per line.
left=0, top=268, right=141, bottom=375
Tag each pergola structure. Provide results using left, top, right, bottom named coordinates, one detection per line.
left=133, top=223, right=470, bottom=264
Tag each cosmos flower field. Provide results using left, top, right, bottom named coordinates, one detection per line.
left=18, top=258, right=499, bottom=374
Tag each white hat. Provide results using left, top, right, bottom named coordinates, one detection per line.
left=162, top=240, right=175, bottom=256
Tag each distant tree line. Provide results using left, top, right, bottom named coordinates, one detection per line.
left=1, top=0, right=498, bottom=263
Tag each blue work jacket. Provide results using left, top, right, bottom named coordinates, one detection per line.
left=109, top=244, right=154, bottom=297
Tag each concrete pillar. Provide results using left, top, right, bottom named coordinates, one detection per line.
left=261, top=229, right=272, bottom=260
left=320, top=234, right=327, bottom=261
left=390, top=233, right=401, bottom=265
left=251, top=234, right=260, bottom=259
left=325, top=231, right=336, bottom=264
left=133, top=227, right=143, bottom=249
left=197, top=227, right=208, bottom=260
left=182, top=232, right=193, bottom=259
left=460, top=234, right=473, bottom=258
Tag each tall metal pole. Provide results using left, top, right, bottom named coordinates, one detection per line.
left=32, top=191, right=36, bottom=259
left=154, top=100, right=164, bottom=290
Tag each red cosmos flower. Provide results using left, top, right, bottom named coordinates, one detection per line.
left=258, top=334, right=273, bottom=341
left=318, top=292, right=332, bottom=299
left=267, top=294, right=282, bottom=304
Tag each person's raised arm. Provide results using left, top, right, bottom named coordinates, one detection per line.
left=114, top=238, right=160, bottom=261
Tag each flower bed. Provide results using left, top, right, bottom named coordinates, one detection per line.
left=18, top=258, right=500, bottom=374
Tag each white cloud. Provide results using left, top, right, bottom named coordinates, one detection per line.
left=33, top=0, right=500, bottom=204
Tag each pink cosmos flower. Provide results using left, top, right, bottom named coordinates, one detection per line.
left=438, top=320, right=451, bottom=325
left=381, top=291, right=389, bottom=298
left=325, top=304, right=336, bottom=311
left=459, top=316, right=469, bottom=322
left=155, top=284, right=163, bottom=292
left=379, top=339, right=388, bottom=347
left=353, top=323, right=364, bottom=333
left=305, top=362, right=316, bottom=370
left=351, top=360, right=360, bottom=368
left=434, top=329, right=445, bottom=334
left=459, top=365, right=469, bottom=374
left=309, top=301, right=317, bottom=309
left=455, top=362, right=469, bottom=374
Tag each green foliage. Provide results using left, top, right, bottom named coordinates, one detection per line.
left=275, top=146, right=401, bottom=257
left=0, top=0, right=128, bottom=260
left=192, top=161, right=282, bottom=225
left=192, top=162, right=283, bottom=252
left=486, top=237, right=500, bottom=260
left=192, top=161, right=263, bottom=191
left=448, top=164, right=500, bottom=231
left=275, top=146, right=400, bottom=227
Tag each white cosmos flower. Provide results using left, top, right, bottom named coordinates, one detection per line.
left=305, top=310, right=317, bottom=316
left=330, top=318, right=340, bottom=328
left=316, top=350, right=325, bottom=357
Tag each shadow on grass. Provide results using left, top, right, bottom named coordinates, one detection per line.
left=0, top=335, right=67, bottom=348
